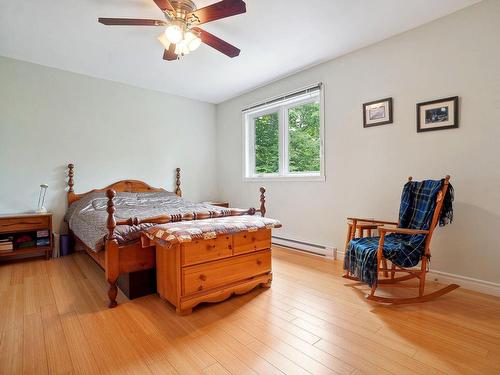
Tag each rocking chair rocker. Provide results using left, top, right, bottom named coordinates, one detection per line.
left=343, top=175, right=459, bottom=304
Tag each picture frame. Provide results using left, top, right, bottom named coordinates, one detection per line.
left=363, top=97, right=393, bottom=128
left=417, top=96, right=459, bottom=132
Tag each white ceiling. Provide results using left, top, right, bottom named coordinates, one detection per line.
left=0, top=0, right=480, bottom=103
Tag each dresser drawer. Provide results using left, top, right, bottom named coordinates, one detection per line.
left=182, top=250, right=271, bottom=296
left=0, top=216, right=50, bottom=233
left=181, top=235, right=232, bottom=266
left=233, top=229, right=271, bottom=255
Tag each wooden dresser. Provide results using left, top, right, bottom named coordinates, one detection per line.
left=155, top=228, right=272, bottom=314
left=0, top=213, right=53, bottom=261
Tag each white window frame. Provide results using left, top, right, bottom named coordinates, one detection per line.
left=242, top=84, right=325, bottom=182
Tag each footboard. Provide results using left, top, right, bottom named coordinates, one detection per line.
left=104, top=187, right=268, bottom=308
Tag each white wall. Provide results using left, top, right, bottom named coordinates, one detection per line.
left=0, top=56, right=217, bottom=233
left=216, top=0, right=500, bottom=283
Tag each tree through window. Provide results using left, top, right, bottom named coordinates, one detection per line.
left=243, top=85, right=324, bottom=180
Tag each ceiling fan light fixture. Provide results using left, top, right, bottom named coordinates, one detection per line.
left=157, top=33, right=171, bottom=50
left=188, top=36, right=201, bottom=52
left=185, top=30, right=202, bottom=52
left=165, top=22, right=183, bottom=44
left=98, top=0, right=246, bottom=61
left=175, top=40, right=190, bottom=56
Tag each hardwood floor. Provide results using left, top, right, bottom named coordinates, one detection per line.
left=1, top=246, right=499, bottom=375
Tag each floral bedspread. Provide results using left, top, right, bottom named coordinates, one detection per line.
left=143, top=215, right=281, bottom=247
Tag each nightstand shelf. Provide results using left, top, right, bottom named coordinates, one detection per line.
left=0, top=246, right=51, bottom=258
left=0, top=213, right=53, bottom=261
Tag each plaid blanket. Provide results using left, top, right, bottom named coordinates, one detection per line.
left=344, top=179, right=453, bottom=287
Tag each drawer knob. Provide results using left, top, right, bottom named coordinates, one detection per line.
left=207, top=245, right=215, bottom=250
left=256, top=260, right=262, bottom=265
left=252, top=237, right=256, bottom=242
left=199, top=274, right=207, bottom=281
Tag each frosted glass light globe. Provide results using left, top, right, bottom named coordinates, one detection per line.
left=157, top=33, right=171, bottom=50
left=175, top=40, right=190, bottom=55
left=188, top=36, right=201, bottom=52
left=184, top=31, right=202, bottom=52
left=165, top=24, right=183, bottom=44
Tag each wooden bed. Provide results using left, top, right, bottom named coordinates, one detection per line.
left=66, top=164, right=269, bottom=310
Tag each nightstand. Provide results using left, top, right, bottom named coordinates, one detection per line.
left=203, top=201, right=229, bottom=208
left=0, top=213, right=54, bottom=261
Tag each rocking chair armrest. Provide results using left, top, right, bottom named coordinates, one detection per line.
left=377, top=226, right=429, bottom=235
left=347, top=217, right=398, bottom=225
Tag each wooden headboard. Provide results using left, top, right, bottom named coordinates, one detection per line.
left=67, top=164, right=182, bottom=206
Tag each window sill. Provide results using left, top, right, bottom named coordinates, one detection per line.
left=243, top=175, right=326, bottom=182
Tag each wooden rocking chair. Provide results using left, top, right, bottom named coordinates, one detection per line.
left=343, top=175, right=459, bottom=304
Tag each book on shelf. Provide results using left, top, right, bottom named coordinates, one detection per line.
left=0, top=237, right=14, bottom=252
left=36, top=238, right=51, bottom=247
left=15, top=234, right=35, bottom=249
left=0, top=244, right=14, bottom=252
left=37, top=229, right=49, bottom=238
left=18, top=241, right=36, bottom=248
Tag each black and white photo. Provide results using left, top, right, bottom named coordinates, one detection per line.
left=417, top=96, right=459, bottom=132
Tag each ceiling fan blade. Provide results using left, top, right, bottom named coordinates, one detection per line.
left=192, top=27, right=240, bottom=58
left=163, top=44, right=178, bottom=61
left=187, top=0, right=246, bottom=25
left=98, top=18, right=167, bottom=26
left=153, top=0, right=175, bottom=12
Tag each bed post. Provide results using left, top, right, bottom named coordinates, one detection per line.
left=175, top=167, right=182, bottom=197
left=105, top=189, right=120, bottom=308
left=67, top=164, right=75, bottom=205
left=68, top=164, right=74, bottom=192
left=259, top=187, right=266, bottom=217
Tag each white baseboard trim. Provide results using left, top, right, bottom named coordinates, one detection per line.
left=272, top=236, right=336, bottom=259
left=309, top=249, right=500, bottom=297
left=427, top=270, right=500, bottom=297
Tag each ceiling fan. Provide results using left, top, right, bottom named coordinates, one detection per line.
left=98, top=0, right=246, bottom=61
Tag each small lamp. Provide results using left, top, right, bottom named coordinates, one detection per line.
left=36, top=184, right=48, bottom=213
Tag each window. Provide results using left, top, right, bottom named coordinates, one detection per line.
left=243, top=84, right=324, bottom=181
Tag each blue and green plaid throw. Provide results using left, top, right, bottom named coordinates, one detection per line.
left=344, top=179, right=454, bottom=287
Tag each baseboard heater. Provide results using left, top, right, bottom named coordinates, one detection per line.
left=272, top=236, right=336, bottom=259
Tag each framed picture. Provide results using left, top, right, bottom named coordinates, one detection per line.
left=363, top=97, right=393, bottom=127
left=417, top=96, right=459, bottom=132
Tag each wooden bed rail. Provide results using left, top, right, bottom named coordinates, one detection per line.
left=105, top=186, right=267, bottom=234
